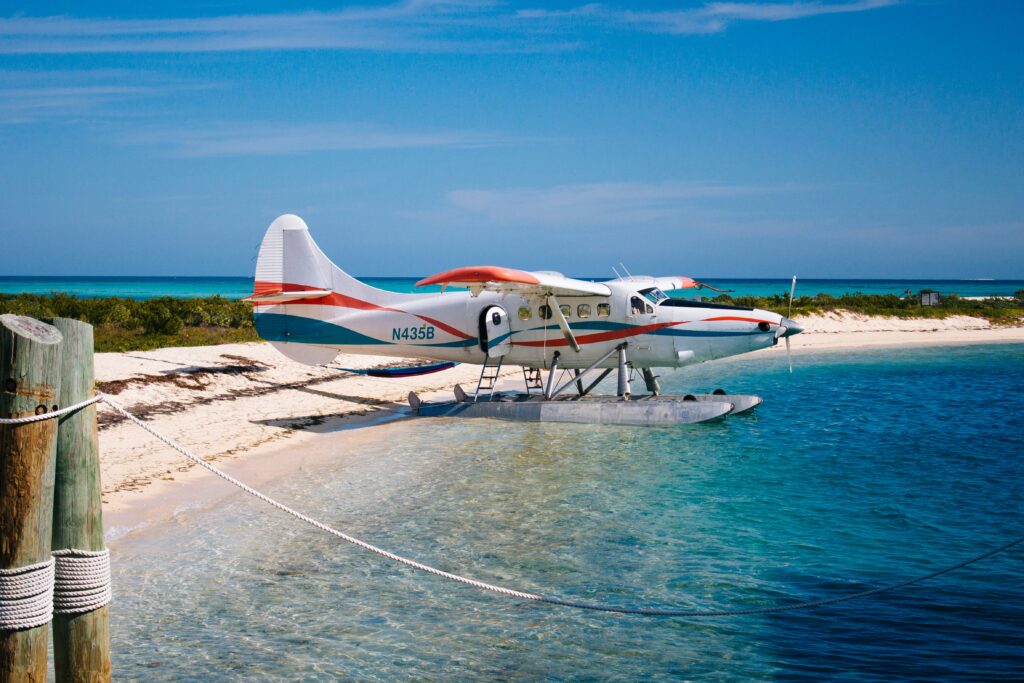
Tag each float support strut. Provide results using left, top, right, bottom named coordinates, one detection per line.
left=581, top=369, right=614, bottom=397
left=616, top=343, right=631, bottom=400
left=544, top=351, right=561, bottom=400
left=642, top=368, right=660, bottom=396
left=549, top=345, right=619, bottom=400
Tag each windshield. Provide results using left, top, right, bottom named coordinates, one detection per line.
left=639, top=287, right=668, bottom=304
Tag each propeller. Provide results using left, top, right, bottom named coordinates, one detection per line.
left=786, top=275, right=796, bottom=373
left=774, top=275, right=798, bottom=372
left=693, top=281, right=734, bottom=293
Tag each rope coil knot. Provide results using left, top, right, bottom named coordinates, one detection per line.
left=53, top=548, right=112, bottom=615
left=0, top=559, right=55, bottom=631
left=0, top=549, right=112, bottom=630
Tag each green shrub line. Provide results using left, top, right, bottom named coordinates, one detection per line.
left=710, top=290, right=1024, bottom=322
left=0, top=293, right=258, bottom=352
left=0, top=291, right=1021, bottom=353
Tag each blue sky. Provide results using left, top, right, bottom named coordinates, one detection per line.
left=1, top=0, right=1022, bottom=278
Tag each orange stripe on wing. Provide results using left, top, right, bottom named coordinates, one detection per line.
left=416, top=266, right=540, bottom=288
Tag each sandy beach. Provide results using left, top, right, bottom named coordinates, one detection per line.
left=98, top=313, right=1024, bottom=538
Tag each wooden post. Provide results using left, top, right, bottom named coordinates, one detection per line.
left=47, top=319, right=110, bottom=683
left=0, top=315, right=63, bottom=682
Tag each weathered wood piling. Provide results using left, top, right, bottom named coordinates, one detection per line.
left=0, top=316, right=111, bottom=682
left=48, top=318, right=110, bottom=683
left=0, top=315, right=63, bottom=681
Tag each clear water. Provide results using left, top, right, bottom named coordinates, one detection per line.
left=108, top=344, right=1024, bottom=680
left=2, top=276, right=1022, bottom=300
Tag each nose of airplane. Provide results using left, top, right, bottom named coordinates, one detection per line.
left=779, top=318, right=803, bottom=337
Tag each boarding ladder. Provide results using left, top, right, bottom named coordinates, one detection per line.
left=522, top=367, right=544, bottom=395
left=474, top=356, right=504, bottom=402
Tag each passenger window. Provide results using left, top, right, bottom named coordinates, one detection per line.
left=538, top=304, right=552, bottom=320
left=597, top=303, right=610, bottom=317
left=559, top=304, right=571, bottom=318
left=578, top=304, right=591, bottom=318
left=518, top=306, right=532, bottom=320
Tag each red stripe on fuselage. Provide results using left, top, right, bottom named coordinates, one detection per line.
left=251, top=281, right=473, bottom=339
left=510, top=316, right=778, bottom=348
left=512, top=322, right=681, bottom=348
left=703, top=316, right=774, bottom=324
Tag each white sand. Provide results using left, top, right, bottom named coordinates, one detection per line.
left=96, top=344, right=515, bottom=530
left=97, top=314, right=1024, bottom=537
left=772, top=312, right=1024, bottom=351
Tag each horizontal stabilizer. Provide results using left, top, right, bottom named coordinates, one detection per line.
left=242, top=289, right=333, bottom=304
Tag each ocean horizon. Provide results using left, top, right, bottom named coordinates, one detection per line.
left=2, top=276, right=1022, bottom=301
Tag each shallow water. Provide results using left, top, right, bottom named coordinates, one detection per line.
left=108, top=344, right=1024, bottom=681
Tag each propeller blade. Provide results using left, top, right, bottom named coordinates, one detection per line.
left=788, top=275, right=797, bottom=319
left=694, top=281, right=734, bottom=293
left=786, top=336, right=793, bottom=374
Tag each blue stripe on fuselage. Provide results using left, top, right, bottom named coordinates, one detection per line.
left=255, top=313, right=477, bottom=347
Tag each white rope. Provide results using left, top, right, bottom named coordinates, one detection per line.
left=0, top=395, right=102, bottom=425
left=96, top=392, right=1024, bottom=617
left=0, top=560, right=54, bottom=631
left=3, top=373, right=1019, bottom=614
left=98, top=394, right=545, bottom=602
left=52, top=548, right=111, bottom=615
left=1, top=397, right=112, bottom=622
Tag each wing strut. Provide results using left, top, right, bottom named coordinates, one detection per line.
left=547, top=294, right=580, bottom=352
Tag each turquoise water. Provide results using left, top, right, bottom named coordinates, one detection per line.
left=2, top=276, right=1022, bottom=300
left=109, top=344, right=1024, bottom=680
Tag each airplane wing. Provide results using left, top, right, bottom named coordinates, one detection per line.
left=416, top=266, right=612, bottom=298
left=643, top=276, right=731, bottom=293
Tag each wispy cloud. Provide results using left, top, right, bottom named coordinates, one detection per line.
left=519, top=1, right=900, bottom=35
left=0, top=1, right=544, bottom=55
left=409, top=180, right=801, bottom=226
left=121, top=121, right=512, bottom=157
left=0, top=0, right=900, bottom=54
left=0, top=70, right=196, bottom=124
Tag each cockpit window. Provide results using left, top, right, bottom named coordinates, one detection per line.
left=639, top=287, right=668, bottom=304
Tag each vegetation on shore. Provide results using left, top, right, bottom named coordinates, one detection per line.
left=710, top=291, right=1024, bottom=321
left=0, top=293, right=258, bottom=352
left=0, top=290, right=1021, bottom=352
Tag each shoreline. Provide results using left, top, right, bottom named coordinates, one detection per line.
left=104, top=410, right=413, bottom=543
left=99, top=314, right=1024, bottom=544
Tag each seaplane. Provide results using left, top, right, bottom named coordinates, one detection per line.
left=247, top=214, right=802, bottom=425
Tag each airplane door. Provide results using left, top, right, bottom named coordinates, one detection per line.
left=480, top=305, right=512, bottom=357
left=627, top=293, right=658, bottom=360
left=627, top=294, right=656, bottom=324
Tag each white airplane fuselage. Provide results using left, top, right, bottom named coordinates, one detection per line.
left=251, top=215, right=801, bottom=370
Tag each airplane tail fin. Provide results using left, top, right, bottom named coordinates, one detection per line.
left=254, top=214, right=406, bottom=304
left=251, top=214, right=411, bottom=365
